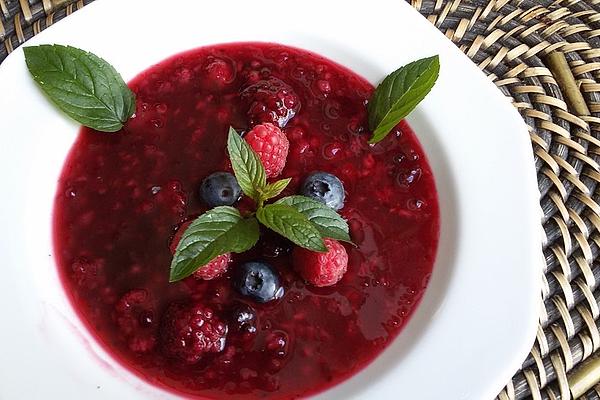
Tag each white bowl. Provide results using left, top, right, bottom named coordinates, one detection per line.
left=0, top=0, right=543, bottom=398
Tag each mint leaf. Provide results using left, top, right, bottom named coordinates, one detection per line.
left=227, top=127, right=266, bottom=201
left=367, top=55, right=439, bottom=144
left=257, top=204, right=326, bottom=252
left=24, top=45, right=135, bottom=133
left=260, top=178, right=292, bottom=202
left=170, top=207, right=259, bottom=282
left=276, top=196, right=352, bottom=243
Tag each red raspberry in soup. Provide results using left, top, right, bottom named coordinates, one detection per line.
left=193, top=253, right=232, bottom=280
left=160, top=302, right=228, bottom=364
left=293, top=239, right=349, bottom=287
left=244, top=123, right=289, bottom=178
left=241, top=76, right=300, bottom=127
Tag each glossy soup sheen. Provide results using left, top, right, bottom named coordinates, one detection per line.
left=53, top=43, right=440, bottom=399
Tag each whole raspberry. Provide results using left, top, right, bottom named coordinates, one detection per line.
left=193, top=253, right=232, bottom=280
left=170, top=221, right=231, bottom=280
left=293, top=239, right=349, bottom=287
left=160, top=302, right=228, bottom=364
left=245, top=123, right=289, bottom=178
left=241, top=77, right=300, bottom=127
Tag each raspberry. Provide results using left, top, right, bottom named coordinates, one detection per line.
left=160, top=302, right=228, bottom=364
left=193, top=253, right=232, bottom=280
left=241, top=77, right=300, bottom=127
left=245, top=123, right=289, bottom=178
left=293, top=239, right=349, bottom=287
left=170, top=221, right=232, bottom=280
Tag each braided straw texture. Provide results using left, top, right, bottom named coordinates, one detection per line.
left=3, top=0, right=600, bottom=399
left=0, top=0, right=92, bottom=60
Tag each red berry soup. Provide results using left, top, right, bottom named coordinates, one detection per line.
left=53, top=43, right=440, bottom=399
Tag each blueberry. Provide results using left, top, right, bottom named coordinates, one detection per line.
left=234, top=262, right=284, bottom=303
left=300, top=172, right=345, bottom=210
left=199, top=172, right=242, bottom=207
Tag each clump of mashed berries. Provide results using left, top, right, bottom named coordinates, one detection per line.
left=54, top=43, right=439, bottom=399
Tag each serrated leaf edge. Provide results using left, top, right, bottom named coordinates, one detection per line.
left=367, top=55, right=439, bottom=144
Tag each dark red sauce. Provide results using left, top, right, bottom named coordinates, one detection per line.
left=53, top=43, right=439, bottom=399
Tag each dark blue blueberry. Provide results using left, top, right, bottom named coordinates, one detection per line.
left=199, top=172, right=242, bottom=207
left=300, top=171, right=345, bottom=210
left=234, top=262, right=284, bottom=303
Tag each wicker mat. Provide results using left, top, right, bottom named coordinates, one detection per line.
left=3, top=0, right=600, bottom=399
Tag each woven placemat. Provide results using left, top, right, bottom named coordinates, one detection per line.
left=3, top=0, right=600, bottom=399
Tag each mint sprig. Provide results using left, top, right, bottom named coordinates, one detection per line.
left=24, top=45, right=136, bottom=133
left=257, top=204, right=326, bottom=252
left=169, top=207, right=259, bottom=282
left=259, top=178, right=292, bottom=205
left=367, top=55, right=439, bottom=144
left=275, top=196, right=351, bottom=243
left=227, top=128, right=337, bottom=252
left=169, top=127, right=352, bottom=281
left=227, top=127, right=267, bottom=201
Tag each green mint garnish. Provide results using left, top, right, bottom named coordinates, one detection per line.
left=227, top=127, right=267, bottom=201
left=256, top=204, right=326, bottom=252
left=24, top=45, right=136, bottom=133
left=170, top=127, right=353, bottom=281
left=367, top=55, right=439, bottom=144
left=258, top=178, right=292, bottom=205
left=275, top=196, right=352, bottom=243
left=169, top=207, right=259, bottom=282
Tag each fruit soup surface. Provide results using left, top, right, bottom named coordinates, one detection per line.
left=53, top=43, right=440, bottom=399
